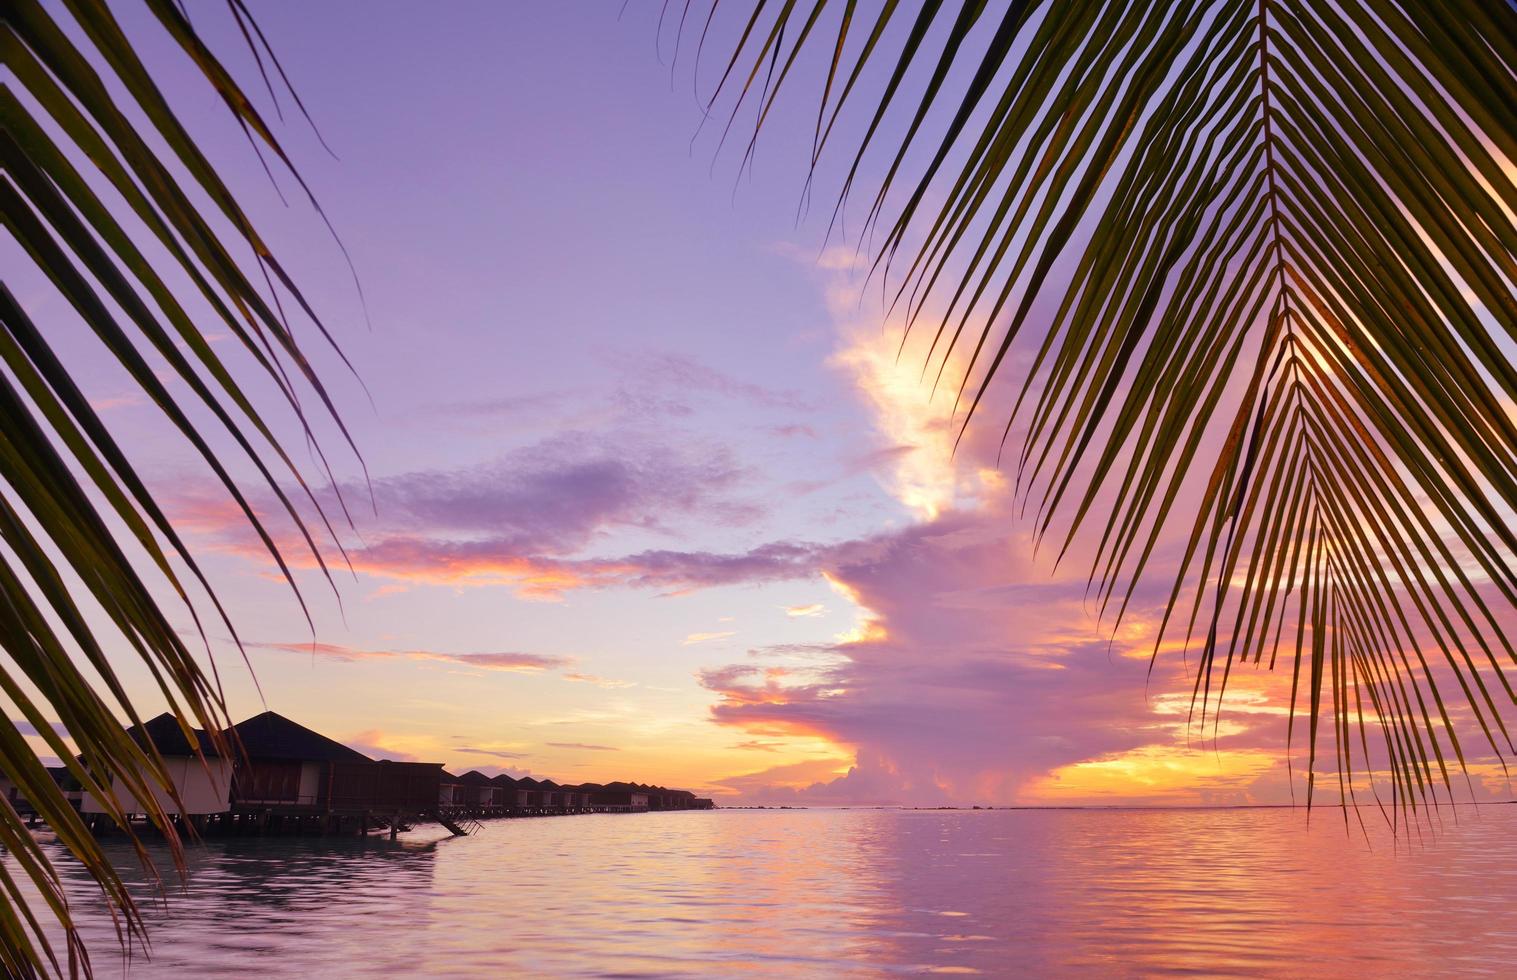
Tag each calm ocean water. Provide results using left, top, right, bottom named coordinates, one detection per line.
left=21, top=806, right=1517, bottom=977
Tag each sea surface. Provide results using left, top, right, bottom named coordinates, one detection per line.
left=18, top=806, right=1517, bottom=977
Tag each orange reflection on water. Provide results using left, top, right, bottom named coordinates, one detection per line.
left=23, top=806, right=1517, bottom=976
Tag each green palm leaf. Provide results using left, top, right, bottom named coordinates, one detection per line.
left=2, top=0, right=351, bottom=973
left=690, top=0, right=1516, bottom=815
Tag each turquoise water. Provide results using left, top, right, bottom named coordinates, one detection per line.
left=22, top=806, right=1517, bottom=976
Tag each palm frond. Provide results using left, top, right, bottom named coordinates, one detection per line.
left=2, top=0, right=352, bottom=973
left=688, top=0, right=1517, bottom=816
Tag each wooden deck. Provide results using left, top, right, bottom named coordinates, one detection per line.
left=82, top=799, right=673, bottom=840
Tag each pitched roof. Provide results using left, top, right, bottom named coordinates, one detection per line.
left=458, top=770, right=494, bottom=785
left=227, top=711, right=370, bottom=763
left=440, top=770, right=461, bottom=782
left=516, top=776, right=540, bottom=787
left=46, top=765, right=82, bottom=791
left=490, top=774, right=519, bottom=787
left=130, top=712, right=220, bottom=757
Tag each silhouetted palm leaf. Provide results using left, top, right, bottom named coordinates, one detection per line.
left=3, top=0, right=350, bottom=973
left=688, top=0, right=1515, bottom=817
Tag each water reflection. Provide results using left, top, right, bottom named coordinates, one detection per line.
left=21, top=807, right=1517, bottom=976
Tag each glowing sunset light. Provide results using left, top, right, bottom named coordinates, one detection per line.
left=6, top=1, right=1514, bottom=974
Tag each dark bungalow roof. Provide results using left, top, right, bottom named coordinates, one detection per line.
left=538, top=779, right=559, bottom=789
left=458, top=770, right=494, bottom=785
left=227, top=711, right=370, bottom=763
left=440, top=770, right=462, bottom=782
left=490, top=774, right=519, bottom=787
left=129, top=712, right=220, bottom=757
left=516, top=776, right=541, bottom=787
left=576, top=782, right=604, bottom=791
left=46, top=766, right=82, bottom=791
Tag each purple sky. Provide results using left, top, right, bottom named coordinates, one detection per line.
left=11, top=1, right=1511, bottom=805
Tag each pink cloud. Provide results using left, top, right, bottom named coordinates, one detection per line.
left=167, top=429, right=823, bottom=599
left=694, top=499, right=1305, bottom=806
left=250, top=640, right=571, bottom=673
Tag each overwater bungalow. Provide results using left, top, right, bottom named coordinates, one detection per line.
left=227, top=710, right=370, bottom=810
left=49, top=766, right=85, bottom=811
left=81, top=713, right=233, bottom=820
left=457, top=770, right=505, bottom=809
left=575, top=782, right=605, bottom=811
left=637, top=783, right=684, bottom=811
left=663, top=789, right=698, bottom=810
left=537, top=778, right=564, bottom=811
left=6, top=766, right=84, bottom=819
left=514, top=775, right=543, bottom=810
left=489, top=773, right=519, bottom=809
left=227, top=711, right=441, bottom=822
left=439, top=771, right=466, bottom=807
left=591, top=782, right=649, bottom=812
left=326, top=759, right=445, bottom=817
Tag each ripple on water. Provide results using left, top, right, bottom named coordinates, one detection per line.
left=12, top=807, right=1517, bottom=977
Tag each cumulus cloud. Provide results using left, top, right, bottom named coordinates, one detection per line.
left=712, top=755, right=943, bottom=807
left=675, top=292, right=1327, bottom=806
left=697, top=502, right=1297, bottom=805
left=677, top=289, right=1517, bottom=807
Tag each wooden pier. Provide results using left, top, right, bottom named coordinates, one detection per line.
left=82, top=797, right=683, bottom=841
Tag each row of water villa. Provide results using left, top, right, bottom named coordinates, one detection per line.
left=11, top=711, right=712, bottom=839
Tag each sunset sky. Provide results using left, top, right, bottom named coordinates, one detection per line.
left=11, top=1, right=1510, bottom=807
